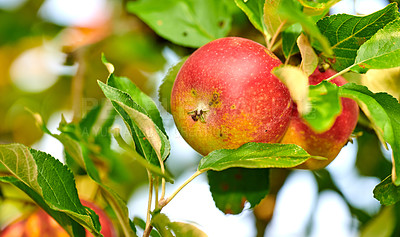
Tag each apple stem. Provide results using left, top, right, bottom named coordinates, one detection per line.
left=326, top=66, right=352, bottom=81
left=158, top=170, right=204, bottom=209
left=144, top=170, right=154, bottom=236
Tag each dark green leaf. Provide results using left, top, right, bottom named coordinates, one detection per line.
left=278, top=0, right=332, bottom=55
left=282, top=23, right=302, bottom=58
left=208, top=168, right=269, bottom=214
left=374, top=175, right=400, bottom=205
left=126, top=0, right=232, bottom=48
left=316, top=3, right=400, bottom=71
left=158, top=56, right=188, bottom=113
left=351, top=20, right=400, bottom=73
left=339, top=84, right=400, bottom=185
left=303, top=81, right=341, bottom=132
left=234, top=0, right=267, bottom=35
left=198, top=143, right=324, bottom=172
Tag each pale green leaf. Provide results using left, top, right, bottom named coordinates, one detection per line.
left=351, top=20, right=400, bottom=73
left=273, top=65, right=310, bottom=115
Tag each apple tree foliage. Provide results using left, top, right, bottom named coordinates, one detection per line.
left=1, top=0, right=400, bottom=236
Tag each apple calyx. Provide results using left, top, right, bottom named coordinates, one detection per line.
left=187, top=103, right=209, bottom=123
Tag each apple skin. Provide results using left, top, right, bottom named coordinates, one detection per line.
left=280, top=68, right=359, bottom=169
left=0, top=201, right=116, bottom=237
left=171, top=37, right=292, bottom=155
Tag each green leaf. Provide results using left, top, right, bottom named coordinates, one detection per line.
left=0, top=176, right=86, bottom=237
left=264, top=0, right=286, bottom=40
left=316, top=3, right=400, bottom=72
left=339, top=84, right=400, bottom=185
left=48, top=121, right=139, bottom=237
left=282, top=23, right=302, bottom=58
left=126, top=0, right=232, bottom=48
left=158, top=56, right=188, bottom=113
left=0, top=144, right=102, bottom=236
left=198, top=143, right=324, bottom=172
left=151, top=213, right=207, bottom=237
left=0, top=143, right=41, bottom=193
left=351, top=20, right=400, bottom=73
left=278, top=0, right=332, bottom=55
left=107, top=74, right=167, bottom=136
left=208, top=168, right=269, bottom=214
left=151, top=213, right=174, bottom=237
left=360, top=205, right=396, bottom=237
left=298, top=0, right=340, bottom=11
left=168, top=222, right=207, bottom=237
left=234, top=0, right=267, bottom=36
left=303, top=81, right=341, bottom=133
left=98, top=80, right=170, bottom=166
left=373, top=175, right=400, bottom=205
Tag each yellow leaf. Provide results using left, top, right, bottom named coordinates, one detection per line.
left=297, top=33, right=318, bottom=76
left=273, top=65, right=310, bottom=115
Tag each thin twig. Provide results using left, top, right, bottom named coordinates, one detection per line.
left=71, top=49, right=86, bottom=123
left=144, top=170, right=154, bottom=237
left=268, top=20, right=287, bottom=51
left=326, top=65, right=352, bottom=81
left=159, top=170, right=203, bottom=208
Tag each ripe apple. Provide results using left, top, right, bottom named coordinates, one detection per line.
left=281, top=68, right=359, bottom=169
left=171, top=37, right=292, bottom=155
left=0, top=200, right=116, bottom=237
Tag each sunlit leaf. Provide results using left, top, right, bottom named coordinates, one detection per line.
left=339, top=84, right=400, bottom=185
left=316, top=3, right=400, bottom=72
left=198, top=143, right=324, bottom=171
left=0, top=144, right=102, bottom=236
left=126, top=0, right=232, bottom=48
left=278, top=0, right=332, bottom=55
left=273, top=65, right=310, bottom=115
left=361, top=67, right=400, bottom=100
left=351, top=20, right=400, bottom=73
left=303, top=81, right=341, bottom=132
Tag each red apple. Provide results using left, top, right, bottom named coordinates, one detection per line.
left=0, top=201, right=116, bottom=237
left=171, top=37, right=292, bottom=155
left=281, top=68, right=359, bottom=169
